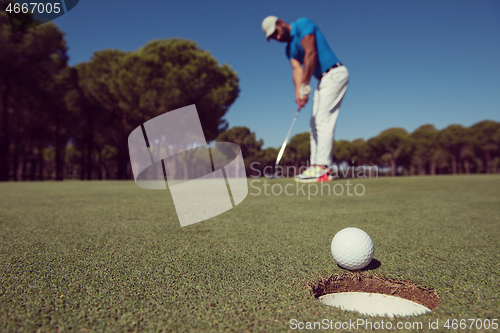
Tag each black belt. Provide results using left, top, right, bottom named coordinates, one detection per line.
left=321, top=62, right=343, bottom=78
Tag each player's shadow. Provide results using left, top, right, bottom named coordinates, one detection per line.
left=338, top=259, right=381, bottom=271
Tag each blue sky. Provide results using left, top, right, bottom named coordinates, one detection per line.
left=52, top=0, right=500, bottom=148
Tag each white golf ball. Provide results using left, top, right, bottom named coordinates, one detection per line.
left=331, top=227, right=374, bottom=270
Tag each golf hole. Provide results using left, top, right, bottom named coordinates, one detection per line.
left=309, top=273, right=440, bottom=317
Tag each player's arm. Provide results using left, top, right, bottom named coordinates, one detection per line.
left=300, top=34, right=317, bottom=86
left=291, top=58, right=307, bottom=110
left=290, top=58, right=303, bottom=98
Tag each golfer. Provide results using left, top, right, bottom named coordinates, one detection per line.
left=262, top=16, right=349, bottom=183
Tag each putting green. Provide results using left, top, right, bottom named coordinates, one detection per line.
left=1, top=175, right=499, bottom=331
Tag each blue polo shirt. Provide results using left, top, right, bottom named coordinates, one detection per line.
left=286, top=18, right=340, bottom=80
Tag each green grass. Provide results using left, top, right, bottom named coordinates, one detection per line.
left=1, top=175, right=499, bottom=332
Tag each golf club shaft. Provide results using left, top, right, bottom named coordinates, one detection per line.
left=275, top=109, right=300, bottom=168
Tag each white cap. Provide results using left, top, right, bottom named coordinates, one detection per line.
left=262, top=16, right=278, bottom=41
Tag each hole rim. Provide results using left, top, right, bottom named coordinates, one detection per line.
left=308, top=272, right=441, bottom=312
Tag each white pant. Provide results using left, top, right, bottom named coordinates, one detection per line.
left=310, top=66, right=349, bottom=166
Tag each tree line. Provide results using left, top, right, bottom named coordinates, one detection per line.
left=1, top=7, right=499, bottom=181
left=218, top=122, right=500, bottom=178
left=0, top=7, right=239, bottom=181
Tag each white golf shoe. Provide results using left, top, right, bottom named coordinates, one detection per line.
left=294, top=166, right=332, bottom=183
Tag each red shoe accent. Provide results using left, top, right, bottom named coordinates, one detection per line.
left=316, top=171, right=332, bottom=182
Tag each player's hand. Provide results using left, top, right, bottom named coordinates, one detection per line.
left=295, top=93, right=308, bottom=111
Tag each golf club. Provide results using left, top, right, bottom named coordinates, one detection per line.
left=272, top=109, right=300, bottom=177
